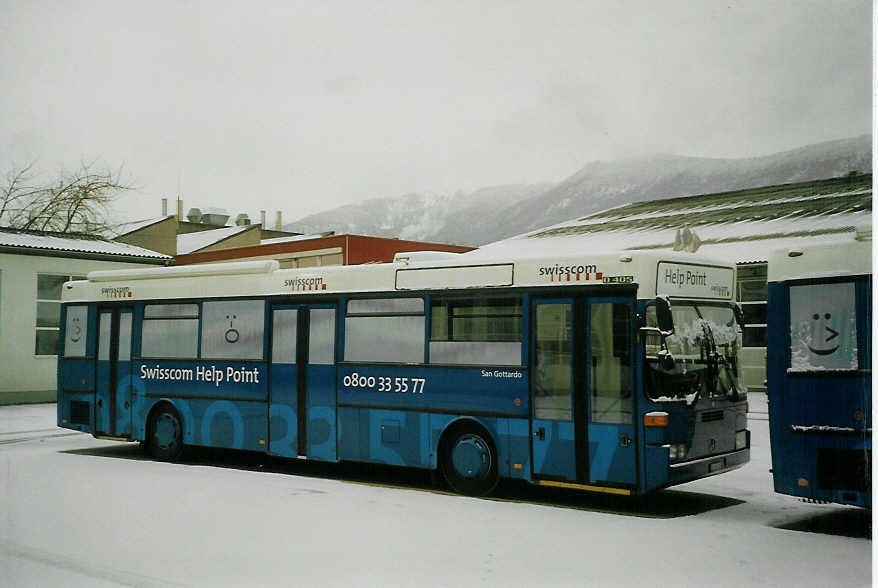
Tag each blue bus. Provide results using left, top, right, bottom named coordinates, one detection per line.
left=57, top=247, right=749, bottom=497
left=766, top=232, right=872, bottom=507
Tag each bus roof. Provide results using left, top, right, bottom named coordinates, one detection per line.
left=62, top=248, right=736, bottom=303
left=767, top=227, right=872, bottom=282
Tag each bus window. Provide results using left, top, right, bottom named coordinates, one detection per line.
left=344, top=298, right=425, bottom=363
left=142, top=303, right=199, bottom=359
left=272, top=309, right=298, bottom=364
left=63, top=305, right=88, bottom=358
left=429, top=296, right=522, bottom=366
left=309, top=308, right=336, bottom=365
left=789, top=282, right=858, bottom=371
left=590, top=302, right=632, bottom=424
left=201, top=300, right=265, bottom=360
left=533, top=303, right=572, bottom=420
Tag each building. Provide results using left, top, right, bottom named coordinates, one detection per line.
left=473, top=173, right=872, bottom=392
left=0, top=228, right=171, bottom=404
left=109, top=200, right=298, bottom=257
left=173, top=233, right=475, bottom=267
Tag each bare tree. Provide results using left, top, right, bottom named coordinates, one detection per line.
left=0, top=161, right=130, bottom=233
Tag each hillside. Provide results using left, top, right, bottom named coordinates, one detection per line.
left=285, top=134, right=871, bottom=246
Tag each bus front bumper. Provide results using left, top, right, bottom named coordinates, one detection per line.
left=668, top=447, right=750, bottom=486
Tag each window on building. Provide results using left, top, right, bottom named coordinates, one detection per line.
left=35, top=274, right=85, bottom=356
left=344, top=298, right=425, bottom=363
left=141, top=303, right=199, bottom=358
left=429, top=296, right=522, bottom=365
left=736, top=264, right=767, bottom=348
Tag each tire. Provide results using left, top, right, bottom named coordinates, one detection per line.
left=440, top=424, right=499, bottom=497
left=147, top=404, right=185, bottom=461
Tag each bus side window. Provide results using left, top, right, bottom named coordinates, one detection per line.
left=202, top=300, right=265, bottom=360
left=63, top=305, right=88, bottom=358
left=344, top=298, right=425, bottom=363
left=429, top=296, right=522, bottom=366
left=142, top=304, right=199, bottom=359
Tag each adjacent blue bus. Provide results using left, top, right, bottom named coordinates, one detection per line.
left=57, top=247, right=749, bottom=497
left=766, top=231, right=872, bottom=507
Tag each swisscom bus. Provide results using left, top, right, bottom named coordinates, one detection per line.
left=766, top=231, right=871, bottom=507
left=57, top=246, right=749, bottom=497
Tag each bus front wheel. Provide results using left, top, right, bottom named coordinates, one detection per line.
left=147, top=404, right=184, bottom=462
left=440, top=424, right=498, bottom=497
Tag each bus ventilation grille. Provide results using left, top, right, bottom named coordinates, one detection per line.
left=70, top=400, right=90, bottom=425
left=701, top=410, right=724, bottom=423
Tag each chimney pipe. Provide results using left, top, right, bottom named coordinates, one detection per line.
left=177, top=199, right=183, bottom=220
left=260, top=210, right=266, bottom=227
left=161, top=198, right=168, bottom=216
left=275, top=210, right=282, bottom=231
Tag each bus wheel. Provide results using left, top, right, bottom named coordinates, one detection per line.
left=440, top=425, right=498, bottom=497
left=148, top=405, right=184, bottom=462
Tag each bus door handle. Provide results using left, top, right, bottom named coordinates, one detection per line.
left=534, top=427, right=545, bottom=441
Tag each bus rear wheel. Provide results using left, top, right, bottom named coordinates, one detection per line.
left=440, top=425, right=498, bottom=497
left=147, top=405, right=184, bottom=462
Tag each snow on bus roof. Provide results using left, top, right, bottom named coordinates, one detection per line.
left=767, top=229, right=872, bottom=282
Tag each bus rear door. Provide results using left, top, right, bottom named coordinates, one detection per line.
left=531, top=297, right=636, bottom=490
left=95, top=307, right=134, bottom=438
left=268, top=304, right=338, bottom=461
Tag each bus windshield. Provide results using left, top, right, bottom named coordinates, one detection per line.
left=645, top=301, right=744, bottom=403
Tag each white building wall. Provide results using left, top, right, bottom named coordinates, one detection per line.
left=0, top=252, right=158, bottom=403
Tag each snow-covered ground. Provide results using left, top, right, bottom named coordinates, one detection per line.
left=0, top=395, right=871, bottom=587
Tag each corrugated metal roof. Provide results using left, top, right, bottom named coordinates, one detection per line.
left=475, top=175, right=872, bottom=265
left=0, top=227, right=171, bottom=260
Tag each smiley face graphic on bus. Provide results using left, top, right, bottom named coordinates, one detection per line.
left=70, top=316, right=83, bottom=343
left=807, top=312, right=839, bottom=356
left=225, top=314, right=240, bottom=344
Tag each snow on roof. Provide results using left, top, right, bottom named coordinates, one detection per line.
left=176, top=225, right=250, bottom=254
left=473, top=175, right=872, bottom=266
left=260, top=233, right=329, bottom=245
left=0, top=227, right=171, bottom=260
left=103, top=215, right=173, bottom=238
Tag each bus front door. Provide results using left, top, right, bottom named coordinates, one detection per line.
left=585, top=298, right=636, bottom=488
left=269, top=305, right=338, bottom=461
left=531, top=297, right=636, bottom=489
left=95, top=307, right=133, bottom=438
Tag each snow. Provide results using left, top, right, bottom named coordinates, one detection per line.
left=176, top=225, right=251, bottom=255
left=103, top=216, right=172, bottom=239
left=0, top=228, right=171, bottom=260
left=0, top=396, right=871, bottom=587
left=260, top=233, right=331, bottom=245
left=789, top=425, right=864, bottom=434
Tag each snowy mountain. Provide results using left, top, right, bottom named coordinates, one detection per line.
left=285, top=134, right=871, bottom=246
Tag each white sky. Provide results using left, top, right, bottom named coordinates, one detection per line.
left=0, top=0, right=871, bottom=225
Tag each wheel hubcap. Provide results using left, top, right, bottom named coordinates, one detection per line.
left=155, top=415, right=178, bottom=449
left=451, top=434, right=491, bottom=479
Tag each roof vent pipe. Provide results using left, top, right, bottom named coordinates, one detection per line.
left=275, top=210, right=282, bottom=231
left=161, top=198, right=168, bottom=216
left=260, top=210, right=266, bottom=227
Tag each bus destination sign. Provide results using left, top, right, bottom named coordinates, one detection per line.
left=656, top=262, right=733, bottom=299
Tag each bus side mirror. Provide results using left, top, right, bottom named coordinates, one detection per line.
left=655, top=296, right=674, bottom=334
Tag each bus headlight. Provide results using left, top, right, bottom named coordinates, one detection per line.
left=735, top=430, right=747, bottom=450
left=668, top=443, right=688, bottom=462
